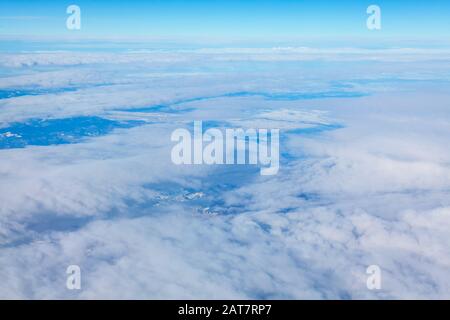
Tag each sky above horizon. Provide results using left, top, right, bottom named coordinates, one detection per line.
left=1, top=0, right=450, bottom=45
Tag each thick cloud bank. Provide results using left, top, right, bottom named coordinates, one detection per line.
left=1, top=48, right=450, bottom=299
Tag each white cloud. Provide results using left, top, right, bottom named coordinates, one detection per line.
left=1, top=49, right=450, bottom=299
left=2, top=47, right=450, bottom=68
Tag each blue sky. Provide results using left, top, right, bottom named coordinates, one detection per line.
left=1, top=0, right=449, bottom=42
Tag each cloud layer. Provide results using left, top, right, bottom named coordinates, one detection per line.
left=1, top=49, right=450, bottom=299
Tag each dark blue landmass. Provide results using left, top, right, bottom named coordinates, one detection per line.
left=0, top=116, right=144, bottom=149
left=0, top=88, right=78, bottom=100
